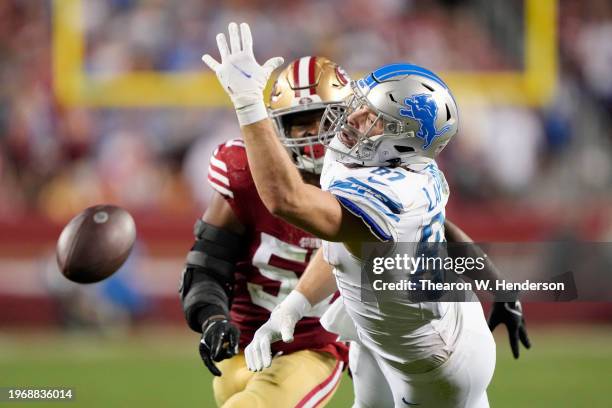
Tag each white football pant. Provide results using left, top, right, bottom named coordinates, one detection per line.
left=349, top=302, right=496, bottom=408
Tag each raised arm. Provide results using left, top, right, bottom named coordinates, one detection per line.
left=202, top=22, right=372, bottom=244
left=241, top=120, right=366, bottom=242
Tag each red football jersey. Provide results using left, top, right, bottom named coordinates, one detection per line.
left=207, top=139, right=346, bottom=359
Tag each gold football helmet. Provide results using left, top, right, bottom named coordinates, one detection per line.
left=268, top=56, right=351, bottom=174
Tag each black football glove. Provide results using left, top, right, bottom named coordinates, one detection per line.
left=488, top=301, right=531, bottom=359
left=199, top=317, right=240, bottom=376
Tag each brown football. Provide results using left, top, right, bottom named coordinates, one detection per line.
left=56, top=204, right=137, bottom=284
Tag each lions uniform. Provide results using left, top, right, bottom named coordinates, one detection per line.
left=319, top=141, right=496, bottom=407
left=208, top=139, right=347, bottom=407
left=203, top=24, right=502, bottom=408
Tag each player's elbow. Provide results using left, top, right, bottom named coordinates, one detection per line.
left=266, top=201, right=285, bottom=217
left=262, top=188, right=302, bottom=219
left=265, top=195, right=298, bottom=219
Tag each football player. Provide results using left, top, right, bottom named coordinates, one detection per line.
left=203, top=22, right=529, bottom=407
left=179, top=56, right=351, bottom=407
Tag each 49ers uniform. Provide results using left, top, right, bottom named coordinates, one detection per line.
left=207, top=138, right=347, bottom=407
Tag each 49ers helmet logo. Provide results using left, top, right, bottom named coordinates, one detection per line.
left=335, top=66, right=349, bottom=86
left=299, top=97, right=313, bottom=105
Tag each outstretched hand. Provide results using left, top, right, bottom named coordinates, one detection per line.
left=244, top=290, right=311, bottom=372
left=202, top=22, right=284, bottom=126
left=244, top=303, right=300, bottom=372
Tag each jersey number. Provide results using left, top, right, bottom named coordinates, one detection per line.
left=370, top=167, right=406, bottom=181
left=249, top=233, right=330, bottom=316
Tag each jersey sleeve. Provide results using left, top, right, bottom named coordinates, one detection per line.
left=206, top=139, right=254, bottom=222
left=207, top=146, right=233, bottom=199
left=207, top=139, right=248, bottom=198
left=327, top=175, right=404, bottom=242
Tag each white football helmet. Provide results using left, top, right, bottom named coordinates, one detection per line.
left=319, top=63, right=459, bottom=167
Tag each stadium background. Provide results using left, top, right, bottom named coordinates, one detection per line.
left=1, top=0, right=611, bottom=406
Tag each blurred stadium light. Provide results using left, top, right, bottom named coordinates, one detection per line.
left=52, top=0, right=558, bottom=107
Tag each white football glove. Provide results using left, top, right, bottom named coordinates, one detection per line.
left=202, top=22, right=284, bottom=126
left=244, top=290, right=311, bottom=371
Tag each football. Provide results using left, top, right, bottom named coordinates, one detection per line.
left=56, top=204, right=137, bottom=284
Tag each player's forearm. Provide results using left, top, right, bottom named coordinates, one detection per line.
left=445, top=219, right=505, bottom=288
left=295, top=249, right=337, bottom=306
left=240, top=120, right=347, bottom=241
left=241, top=119, right=308, bottom=215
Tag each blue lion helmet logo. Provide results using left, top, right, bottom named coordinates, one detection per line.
left=399, top=94, right=450, bottom=149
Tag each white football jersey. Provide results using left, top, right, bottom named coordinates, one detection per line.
left=320, top=142, right=463, bottom=369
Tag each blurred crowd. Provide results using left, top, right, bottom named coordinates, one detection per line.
left=0, top=0, right=611, bottom=224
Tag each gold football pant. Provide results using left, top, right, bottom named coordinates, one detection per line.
left=213, top=350, right=344, bottom=408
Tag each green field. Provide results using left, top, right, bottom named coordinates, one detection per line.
left=1, top=326, right=611, bottom=407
